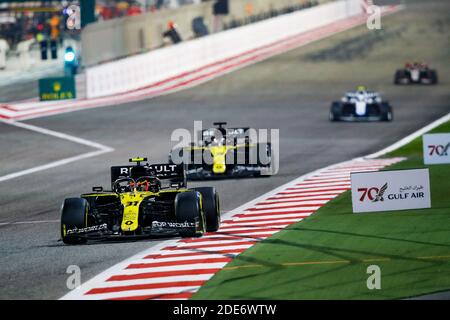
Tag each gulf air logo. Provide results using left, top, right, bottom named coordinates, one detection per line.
left=358, top=183, right=388, bottom=202
left=428, top=143, right=450, bottom=157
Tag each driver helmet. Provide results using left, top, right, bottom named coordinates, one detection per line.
left=136, top=177, right=161, bottom=193
left=210, top=135, right=225, bottom=146
left=356, top=85, right=367, bottom=94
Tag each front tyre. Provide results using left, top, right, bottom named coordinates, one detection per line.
left=430, top=70, right=438, bottom=84
left=60, top=198, right=88, bottom=245
left=329, top=102, right=341, bottom=122
left=175, top=191, right=204, bottom=237
left=329, top=111, right=337, bottom=122
left=192, top=187, right=220, bottom=232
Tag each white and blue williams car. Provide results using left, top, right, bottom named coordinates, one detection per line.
left=329, top=86, right=393, bottom=122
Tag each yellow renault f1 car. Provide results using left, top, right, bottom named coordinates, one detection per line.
left=169, top=122, right=274, bottom=179
left=60, top=158, right=220, bottom=245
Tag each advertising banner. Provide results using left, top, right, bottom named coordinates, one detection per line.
left=351, top=168, right=431, bottom=213
left=423, top=133, right=450, bottom=165
left=39, top=76, right=76, bottom=101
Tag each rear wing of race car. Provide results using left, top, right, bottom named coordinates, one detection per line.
left=110, top=161, right=187, bottom=189
left=200, top=127, right=251, bottom=146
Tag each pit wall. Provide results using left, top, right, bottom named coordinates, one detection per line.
left=85, top=0, right=363, bottom=99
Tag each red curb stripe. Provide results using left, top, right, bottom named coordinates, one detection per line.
left=257, top=198, right=334, bottom=205
left=277, top=189, right=348, bottom=196
left=284, top=186, right=349, bottom=192
left=127, top=257, right=232, bottom=269
left=214, top=227, right=283, bottom=234
left=163, top=241, right=256, bottom=251
left=179, top=235, right=264, bottom=243
left=295, top=180, right=350, bottom=185
left=221, top=220, right=300, bottom=227
left=291, top=183, right=350, bottom=189
left=108, top=268, right=220, bottom=282
left=266, top=194, right=339, bottom=200
left=86, top=280, right=205, bottom=295
left=247, top=204, right=322, bottom=211
left=108, top=292, right=194, bottom=300
left=144, top=248, right=246, bottom=260
left=204, top=232, right=274, bottom=238
left=223, top=215, right=308, bottom=224
left=233, top=210, right=314, bottom=218
left=220, top=221, right=297, bottom=229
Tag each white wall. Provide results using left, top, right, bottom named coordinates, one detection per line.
left=86, top=0, right=362, bottom=99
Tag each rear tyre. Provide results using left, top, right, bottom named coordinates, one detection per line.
left=60, top=198, right=88, bottom=245
left=192, top=187, right=220, bottom=232
left=385, top=110, right=393, bottom=121
left=380, top=103, right=393, bottom=121
left=329, top=111, right=336, bottom=121
left=175, top=191, right=204, bottom=237
left=257, top=143, right=273, bottom=176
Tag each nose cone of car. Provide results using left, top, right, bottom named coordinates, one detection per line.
left=213, top=163, right=226, bottom=174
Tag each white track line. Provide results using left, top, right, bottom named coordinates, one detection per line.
left=0, top=119, right=113, bottom=151
left=0, top=119, right=114, bottom=182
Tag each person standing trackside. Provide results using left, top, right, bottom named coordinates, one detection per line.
left=0, top=39, right=9, bottom=70
left=163, top=21, right=182, bottom=44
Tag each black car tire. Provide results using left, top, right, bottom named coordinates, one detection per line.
left=329, top=102, right=341, bottom=121
left=385, top=110, right=393, bottom=121
left=192, top=187, right=220, bottom=232
left=394, top=70, right=405, bottom=84
left=257, top=143, right=273, bottom=176
left=61, top=198, right=88, bottom=245
left=380, top=102, right=393, bottom=121
left=430, top=70, right=438, bottom=84
left=175, top=191, right=204, bottom=237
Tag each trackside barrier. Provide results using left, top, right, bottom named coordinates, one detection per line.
left=86, top=0, right=363, bottom=99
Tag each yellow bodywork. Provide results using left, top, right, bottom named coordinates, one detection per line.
left=119, top=192, right=146, bottom=232
left=210, top=145, right=228, bottom=174
left=186, top=144, right=255, bottom=174
left=84, top=189, right=192, bottom=233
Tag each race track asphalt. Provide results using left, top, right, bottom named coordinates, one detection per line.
left=0, top=0, right=449, bottom=299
